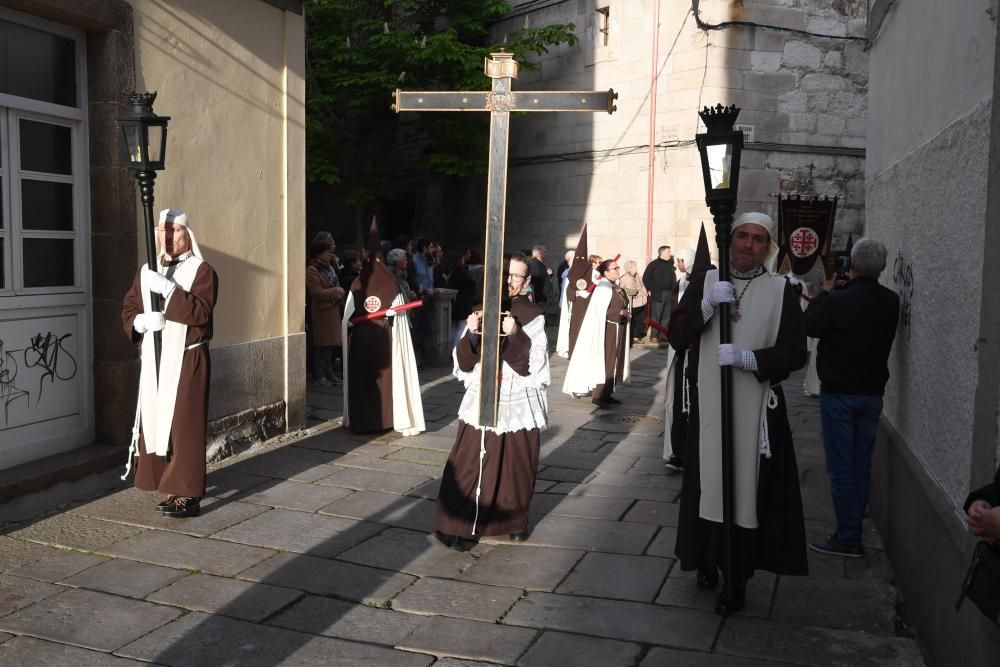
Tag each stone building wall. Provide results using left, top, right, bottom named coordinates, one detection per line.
left=469, top=0, right=868, bottom=269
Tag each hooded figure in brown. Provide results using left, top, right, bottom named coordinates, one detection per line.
left=341, top=219, right=424, bottom=435
left=121, top=208, right=219, bottom=518
left=564, top=224, right=593, bottom=355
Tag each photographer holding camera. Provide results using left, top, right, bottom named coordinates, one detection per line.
left=803, top=239, right=900, bottom=557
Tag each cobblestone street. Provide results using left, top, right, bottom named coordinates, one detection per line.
left=0, top=344, right=924, bottom=665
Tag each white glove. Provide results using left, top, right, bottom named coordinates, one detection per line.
left=386, top=308, right=398, bottom=317
left=133, top=312, right=166, bottom=334
left=141, top=267, right=176, bottom=298
left=718, top=343, right=756, bottom=371
left=705, top=281, right=736, bottom=308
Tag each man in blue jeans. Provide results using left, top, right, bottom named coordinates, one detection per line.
left=804, top=239, right=899, bottom=557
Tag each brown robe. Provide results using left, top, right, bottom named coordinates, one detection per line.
left=669, top=271, right=808, bottom=581
left=345, top=259, right=402, bottom=433
left=121, top=261, right=219, bottom=499
left=433, top=297, right=542, bottom=538
left=592, top=284, right=629, bottom=401
left=306, top=263, right=342, bottom=347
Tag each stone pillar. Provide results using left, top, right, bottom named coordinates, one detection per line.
left=427, top=288, right=458, bottom=366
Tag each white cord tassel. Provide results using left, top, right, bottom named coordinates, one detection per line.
left=121, top=400, right=142, bottom=480
left=471, top=428, right=487, bottom=535
left=759, top=388, right=779, bottom=459
left=681, top=353, right=691, bottom=415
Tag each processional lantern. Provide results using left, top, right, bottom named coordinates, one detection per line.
left=116, top=92, right=171, bottom=372
left=696, top=104, right=743, bottom=207
left=117, top=92, right=170, bottom=171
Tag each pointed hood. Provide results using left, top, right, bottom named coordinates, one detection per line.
left=353, top=215, right=398, bottom=310
left=566, top=224, right=592, bottom=291
left=692, top=222, right=712, bottom=275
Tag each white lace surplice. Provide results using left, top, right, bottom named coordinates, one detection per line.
left=454, top=315, right=550, bottom=434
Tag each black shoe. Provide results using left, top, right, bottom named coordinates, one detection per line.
left=509, top=531, right=529, bottom=543
left=428, top=532, right=475, bottom=552
left=715, top=585, right=746, bottom=616
left=809, top=536, right=864, bottom=558
left=156, top=495, right=176, bottom=512
left=697, top=568, right=719, bottom=590
left=664, top=456, right=684, bottom=472
left=161, top=497, right=201, bottom=518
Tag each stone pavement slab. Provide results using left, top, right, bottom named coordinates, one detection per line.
left=0, top=574, right=64, bottom=616
left=117, top=612, right=433, bottom=667
left=458, top=544, right=582, bottom=591
left=396, top=615, right=537, bottom=664
left=556, top=552, right=672, bottom=602
left=238, top=552, right=415, bottom=605
left=204, top=468, right=272, bottom=499
left=509, top=515, right=656, bottom=554
left=771, top=575, right=896, bottom=635
left=622, top=499, right=680, bottom=526
left=69, top=487, right=269, bottom=537
left=640, top=646, right=775, bottom=666
left=548, top=481, right=676, bottom=502
left=293, top=429, right=404, bottom=456
left=234, top=478, right=354, bottom=511
left=0, top=537, right=54, bottom=571
left=536, top=466, right=592, bottom=483
left=386, top=447, right=450, bottom=467
left=645, top=526, right=679, bottom=557
left=0, top=633, right=9, bottom=644
left=60, top=558, right=188, bottom=599
left=590, top=471, right=683, bottom=490
left=105, top=530, right=275, bottom=576
left=148, top=572, right=303, bottom=622
left=0, top=635, right=148, bottom=666
left=715, top=616, right=925, bottom=665
left=539, top=452, right=638, bottom=474
left=334, top=453, right=441, bottom=478
left=504, top=592, right=720, bottom=649
left=226, top=448, right=341, bottom=482
left=267, top=595, right=425, bottom=645
left=518, top=630, right=643, bottom=667
left=7, top=548, right=105, bottom=582
left=7, top=513, right=145, bottom=551
left=391, top=577, right=523, bottom=622
left=316, top=466, right=431, bottom=495
left=319, top=489, right=436, bottom=531
left=527, top=493, right=632, bottom=520
left=211, top=508, right=383, bottom=558
left=337, top=527, right=478, bottom=578
left=0, top=588, right=181, bottom=651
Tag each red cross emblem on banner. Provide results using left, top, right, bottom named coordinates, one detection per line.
left=363, top=296, right=382, bottom=313
left=789, top=227, right=820, bottom=258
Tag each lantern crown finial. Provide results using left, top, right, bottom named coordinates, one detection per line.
left=699, top=104, right=741, bottom=134
left=127, top=91, right=158, bottom=114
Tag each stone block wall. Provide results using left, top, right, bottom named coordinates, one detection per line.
left=454, top=0, right=870, bottom=267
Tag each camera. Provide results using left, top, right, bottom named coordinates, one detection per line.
left=834, top=254, right=850, bottom=281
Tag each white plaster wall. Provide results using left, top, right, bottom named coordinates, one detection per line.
left=495, top=0, right=868, bottom=268
left=128, top=0, right=306, bottom=346
left=866, top=0, right=997, bottom=175
left=866, top=101, right=990, bottom=506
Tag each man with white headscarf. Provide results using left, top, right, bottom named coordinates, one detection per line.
left=121, top=209, right=219, bottom=518
left=668, top=212, right=807, bottom=616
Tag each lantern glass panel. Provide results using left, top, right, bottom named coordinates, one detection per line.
left=706, top=142, right=733, bottom=190
left=121, top=123, right=143, bottom=164
left=146, top=125, right=163, bottom=163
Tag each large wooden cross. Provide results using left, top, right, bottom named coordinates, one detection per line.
left=393, top=51, right=618, bottom=427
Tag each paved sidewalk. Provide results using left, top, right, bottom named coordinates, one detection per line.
left=0, top=344, right=924, bottom=665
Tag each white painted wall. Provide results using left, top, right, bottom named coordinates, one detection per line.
left=866, top=0, right=997, bottom=505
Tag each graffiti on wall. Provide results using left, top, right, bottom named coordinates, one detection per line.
left=892, top=251, right=913, bottom=341
left=0, top=316, right=81, bottom=432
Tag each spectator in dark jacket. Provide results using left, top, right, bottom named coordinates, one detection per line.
left=529, top=245, right=552, bottom=305
left=804, top=238, right=899, bottom=557
left=966, top=465, right=1000, bottom=542
left=641, top=246, right=676, bottom=342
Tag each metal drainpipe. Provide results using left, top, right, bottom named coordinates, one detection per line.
left=646, top=0, right=661, bottom=263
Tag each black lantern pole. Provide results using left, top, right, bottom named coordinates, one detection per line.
left=695, top=103, right=744, bottom=609
left=116, top=92, right=170, bottom=373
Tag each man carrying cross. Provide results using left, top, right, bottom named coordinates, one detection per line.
left=431, top=253, right=549, bottom=550
left=669, top=212, right=808, bottom=615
